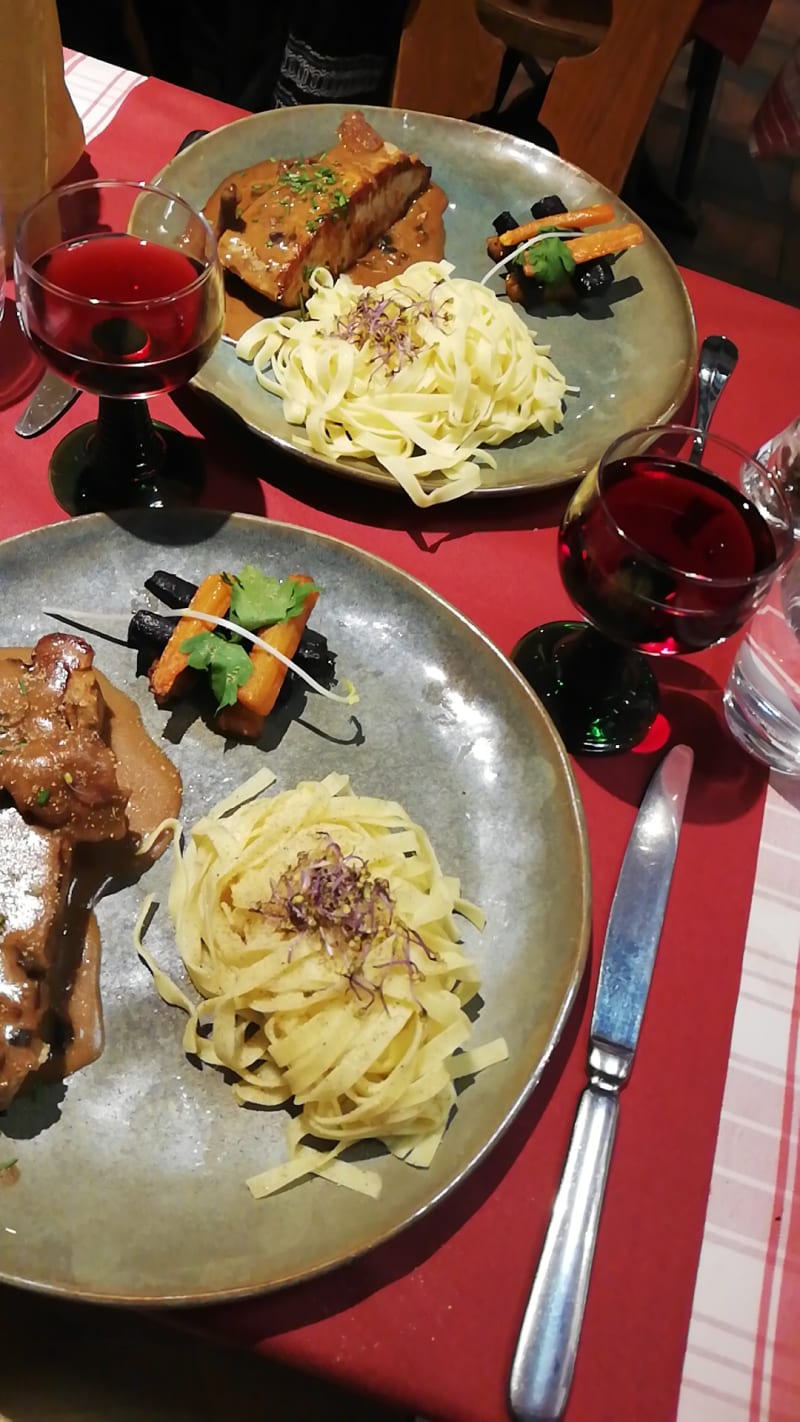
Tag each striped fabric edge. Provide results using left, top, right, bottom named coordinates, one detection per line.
left=677, top=775, right=800, bottom=1422
left=62, top=48, right=147, bottom=144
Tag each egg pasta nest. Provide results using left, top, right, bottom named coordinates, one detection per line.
left=136, top=769, right=507, bottom=1199
left=235, top=259, right=568, bottom=508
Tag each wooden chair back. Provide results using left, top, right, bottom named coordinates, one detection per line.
left=477, top=0, right=702, bottom=191
left=391, top=0, right=506, bottom=119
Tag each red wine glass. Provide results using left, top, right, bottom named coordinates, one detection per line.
left=14, top=178, right=224, bottom=514
left=512, top=423, right=795, bottom=755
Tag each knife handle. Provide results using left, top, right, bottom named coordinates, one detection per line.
left=508, top=1083, right=619, bottom=1421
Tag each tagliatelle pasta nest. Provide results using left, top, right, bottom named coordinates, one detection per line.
left=135, top=769, right=508, bottom=1199
left=235, top=260, right=569, bottom=508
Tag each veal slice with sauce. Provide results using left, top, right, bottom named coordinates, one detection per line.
left=204, top=111, right=446, bottom=338
left=0, top=641, right=181, bottom=1112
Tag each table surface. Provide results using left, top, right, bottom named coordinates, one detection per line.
left=1, top=55, right=799, bottom=1422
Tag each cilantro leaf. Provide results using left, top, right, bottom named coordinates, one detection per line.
left=230, top=566, right=320, bottom=631
left=525, top=235, right=576, bottom=288
left=180, top=632, right=253, bottom=711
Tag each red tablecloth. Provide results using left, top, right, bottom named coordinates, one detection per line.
left=5, top=74, right=800, bottom=1422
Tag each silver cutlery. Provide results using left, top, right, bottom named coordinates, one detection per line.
left=14, top=369, right=79, bottom=438
left=508, top=743, right=693, bottom=1421
left=690, top=334, right=739, bottom=464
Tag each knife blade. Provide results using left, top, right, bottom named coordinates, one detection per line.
left=14, top=370, right=79, bottom=438
left=508, top=743, right=693, bottom=1422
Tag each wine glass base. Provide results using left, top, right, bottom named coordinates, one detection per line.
left=512, top=620, right=659, bottom=755
left=49, top=420, right=205, bottom=515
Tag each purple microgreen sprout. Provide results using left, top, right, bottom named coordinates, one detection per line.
left=332, top=282, right=450, bottom=375
left=253, top=835, right=437, bottom=1010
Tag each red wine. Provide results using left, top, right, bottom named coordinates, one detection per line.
left=26, top=233, right=219, bottom=397
left=560, top=455, right=779, bottom=654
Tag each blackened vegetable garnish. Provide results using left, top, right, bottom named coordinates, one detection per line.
left=255, top=837, right=437, bottom=1009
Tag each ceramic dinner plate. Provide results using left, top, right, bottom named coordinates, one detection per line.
left=153, top=105, right=696, bottom=498
left=0, top=511, right=589, bottom=1304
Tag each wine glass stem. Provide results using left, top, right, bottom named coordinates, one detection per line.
left=91, top=397, right=166, bottom=490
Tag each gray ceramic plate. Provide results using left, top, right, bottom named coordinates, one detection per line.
left=153, top=105, right=696, bottom=498
left=0, top=511, right=589, bottom=1305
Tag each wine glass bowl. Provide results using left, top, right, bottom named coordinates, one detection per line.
left=514, top=424, right=795, bottom=755
left=14, top=178, right=224, bottom=513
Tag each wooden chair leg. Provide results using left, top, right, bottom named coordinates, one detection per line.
left=675, top=38, right=723, bottom=200
left=486, top=45, right=524, bottom=117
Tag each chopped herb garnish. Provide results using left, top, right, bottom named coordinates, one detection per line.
left=17, top=679, right=27, bottom=696
left=282, top=163, right=339, bottom=201
left=35, top=788, right=50, bottom=806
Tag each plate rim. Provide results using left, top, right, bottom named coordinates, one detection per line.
left=152, top=105, right=698, bottom=499
left=0, top=508, right=591, bottom=1306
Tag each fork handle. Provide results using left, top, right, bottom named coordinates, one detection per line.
left=508, top=1084, right=619, bottom=1421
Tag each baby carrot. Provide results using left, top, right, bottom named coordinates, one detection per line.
left=498, top=203, right=615, bottom=248
left=236, top=574, right=319, bottom=717
left=148, top=573, right=231, bottom=706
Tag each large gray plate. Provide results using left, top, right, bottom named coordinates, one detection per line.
left=154, top=105, right=696, bottom=497
left=0, top=511, right=589, bottom=1304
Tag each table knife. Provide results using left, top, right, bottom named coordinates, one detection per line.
left=508, top=742, right=693, bottom=1422
left=14, top=128, right=211, bottom=441
left=14, top=370, right=79, bottom=438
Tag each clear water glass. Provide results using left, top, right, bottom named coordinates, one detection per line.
left=724, top=552, right=800, bottom=774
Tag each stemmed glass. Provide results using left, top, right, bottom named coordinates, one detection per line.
left=14, top=178, right=224, bottom=514
left=513, top=424, right=795, bottom=754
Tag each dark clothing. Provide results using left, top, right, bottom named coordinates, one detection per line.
left=57, top=1, right=408, bottom=111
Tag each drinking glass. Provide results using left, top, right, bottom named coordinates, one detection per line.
left=14, top=178, right=224, bottom=514
left=723, top=552, right=800, bottom=774
left=513, top=424, right=795, bottom=755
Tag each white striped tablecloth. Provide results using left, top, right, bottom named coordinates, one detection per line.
left=62, top=48, right=800, bottom=1422
left=63, top=48, right=146, bottom=145
left=678, top=774, right=800, bottom=1422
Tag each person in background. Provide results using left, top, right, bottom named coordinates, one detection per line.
left=57, top=1, right=409, bottom=111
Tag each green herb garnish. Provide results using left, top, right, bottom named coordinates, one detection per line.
left=521, top=235, right=576, bottom=287
left=230, top=566, right=319, bottom=631
left=35, top=788, right=50, bottom=806
left=180, top=633, right=253, bottom=711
